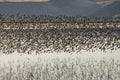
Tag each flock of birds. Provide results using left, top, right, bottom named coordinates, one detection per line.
left=0, top=15, right=120, bottom=54
left=0, top=28, right=120, bottom=54
left=0, top=15, right=120, bottom=29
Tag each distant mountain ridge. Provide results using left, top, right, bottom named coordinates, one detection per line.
left=93, top=1, right=120, bottom=17
left=0, top=0, right=99, bottom=16
left=0, top=0, right=120, bottom=17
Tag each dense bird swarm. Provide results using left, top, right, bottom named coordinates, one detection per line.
left=0, top=15, right=120, bottom=54
left=0, top=28, right=120, bottom=54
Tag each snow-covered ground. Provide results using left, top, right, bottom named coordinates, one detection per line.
left=0, top=49, right=120, bottom=65
left=0, top=49, right=120, bottom=80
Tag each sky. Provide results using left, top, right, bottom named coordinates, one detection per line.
left=0, top=0, right=49, bottom=2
